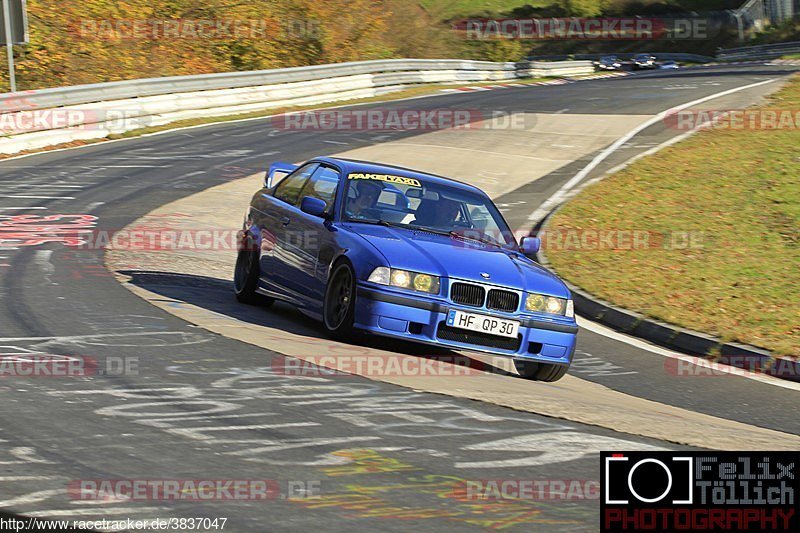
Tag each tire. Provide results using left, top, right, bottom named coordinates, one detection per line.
left=514, top=360, right=569, bottom=382
left=233, top=236, right=272, bottom=306
left=323, top=262, right=357, bottom=340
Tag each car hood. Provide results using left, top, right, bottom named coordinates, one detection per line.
left=347, top=224, right=569, bottom=298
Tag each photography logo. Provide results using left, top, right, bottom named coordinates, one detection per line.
left=601, top=452, right=798, bottom=531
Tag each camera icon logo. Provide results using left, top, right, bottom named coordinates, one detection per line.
left=605, top=455, right=693, bottom=505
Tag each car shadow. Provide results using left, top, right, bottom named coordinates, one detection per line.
left=118, top=270, right=517, bottom=378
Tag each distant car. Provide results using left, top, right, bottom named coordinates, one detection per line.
left=633, top=53, right=657, bottom=70
left=659, top=60, right=680, bottom=70
left=596, top=56, right=623, bottom=71
left=234, top=157, right=578, bottom=381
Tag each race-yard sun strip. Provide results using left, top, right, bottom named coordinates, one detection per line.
left=348, top=173, right=421, bottom=188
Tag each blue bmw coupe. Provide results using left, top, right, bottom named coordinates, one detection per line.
left=235, top=157, right=578, bottom=381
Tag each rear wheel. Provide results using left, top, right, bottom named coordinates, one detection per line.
left=233, top=235, right=272, bottom=306
left=323, top=262, right=357, bottom=340
left=514, top=360, right=569, bottom=382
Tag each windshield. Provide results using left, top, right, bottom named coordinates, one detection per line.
left=343, top=172, right=517, bottom=248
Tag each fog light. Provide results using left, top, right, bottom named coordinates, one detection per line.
left=413, top=274, right=433, bottom=292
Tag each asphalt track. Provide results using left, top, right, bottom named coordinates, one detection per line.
left=0, top=64, right=798, bottom=530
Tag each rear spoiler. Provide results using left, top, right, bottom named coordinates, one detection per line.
left=265, top=161, right=298, bottom=188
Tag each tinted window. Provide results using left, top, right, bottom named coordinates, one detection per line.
left=274, top=163, right=318, bottom=205
left=299, top=166, right=340, bottom=212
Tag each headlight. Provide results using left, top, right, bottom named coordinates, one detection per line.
left=525, top=293, right=570, bottom=316
left=368, top=267, right=440, bottom=294
left=391, top=270, right=411, bottom=288
left=367, top=267, right=390, bottom=285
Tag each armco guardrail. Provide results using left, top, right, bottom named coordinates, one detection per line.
left=718, top=40, right=800, bottom=61
left=0, top=58, right=593, bottom=155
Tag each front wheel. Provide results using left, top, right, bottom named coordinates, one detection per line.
left=514, top=360, right=569, bottom=382
left=323, top=262, right=357, bottom=340
left=233, top=237, right=272, bottom=306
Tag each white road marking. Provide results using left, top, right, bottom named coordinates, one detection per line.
left=577, top=317, right=800, bottom=392
left=528, top=78, right=779, bottom=224
left=0, top=195, right=75, bottom=199
left=0, top=206, right=47, bottom=210
left=26, top=508, right=166, bottom=518
left=163, top=422, right=319, bottom=441
left=0, top=331, right=211, bottom=346
left=0, top=476, right=56, bottom=481
left=0, top=447, right=52, bottom=465
left=35, top=250, right=54, bottom=283
left=456, top=431, right=663, bottom=468
left=571, top=353, right=638, bottom=376
left=0, top=184, right=84, bottom=188
left=589, top=121, right=714, bottom=183
left=0, top=489, right=63, bottom=507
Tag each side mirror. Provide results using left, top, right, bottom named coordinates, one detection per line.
left=520, top=236, right=541, bottom=256
left=300, top=196, right=328, bottom=218
left=266, top=161, right=299, bottom=188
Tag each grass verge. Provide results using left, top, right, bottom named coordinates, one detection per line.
left=545, top=75, right=799, bottom=357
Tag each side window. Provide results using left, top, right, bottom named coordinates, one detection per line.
left=299, top=165, right=340, bottom=212
left=274, top=163, right=318, bottom=205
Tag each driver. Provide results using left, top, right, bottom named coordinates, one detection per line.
left=346, top=180, right=383, bottom=219
left=433, top=199, right=461, bottom=227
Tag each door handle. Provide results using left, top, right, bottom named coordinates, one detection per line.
left=280, top=217, right=291, bottom=226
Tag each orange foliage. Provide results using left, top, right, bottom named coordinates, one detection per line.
left=5, top=0, right=406, bottom=91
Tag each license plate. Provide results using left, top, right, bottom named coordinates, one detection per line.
left=446, top=310, right=520, bottom=338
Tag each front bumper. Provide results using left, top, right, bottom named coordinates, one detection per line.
left=355, top=285, right=578, bottom=365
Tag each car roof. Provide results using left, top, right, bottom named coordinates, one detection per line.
left=313, top=156, right=486, bottom=195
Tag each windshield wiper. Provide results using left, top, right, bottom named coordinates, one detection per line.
left=349, top=219, right=502, bottom=248
left=375, top=220, right=406, bottom=229
left=346, top=218, right=395, bottom=227
left=353, top=219, right=449, bottom=235
left=449, top=231, right=502, bottom=248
